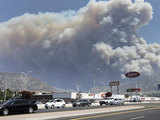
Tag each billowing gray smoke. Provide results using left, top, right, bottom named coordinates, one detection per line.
left=0, top=0, right=159, bottom=91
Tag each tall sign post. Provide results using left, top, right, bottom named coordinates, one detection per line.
left=109, top=81, right=120, bottom=94
left=125, top=71, right=140, bottom=88
left=125, top=71, right=140, bottom=94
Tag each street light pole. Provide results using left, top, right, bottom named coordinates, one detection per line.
left=2, top=75, right=7, bottom=102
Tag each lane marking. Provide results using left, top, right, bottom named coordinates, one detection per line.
left=130, top=116, right=144, bottom=120
left=71, top=107, right=160, bottom=120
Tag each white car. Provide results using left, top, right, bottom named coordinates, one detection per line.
left=35, top=101, right=45, bottom=109
left=91, top=100, right=100, bottom=106
left=110, top=98, right=125, bottom=105
left=45, top=99, right=65, bottom=109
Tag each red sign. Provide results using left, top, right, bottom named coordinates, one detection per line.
left=125, top=72, right=140, bottom=78
left=105, top=92, right=112, bottom=97
left=101, top=92, right=112, bottom=98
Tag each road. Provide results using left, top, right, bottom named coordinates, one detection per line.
left=55, top=108, right=160, bottom=120
left=35, top=103, right=159, bottom=114
left=51, top=104, right=160, bottom=120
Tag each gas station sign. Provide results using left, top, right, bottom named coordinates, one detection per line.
left=125, top=72, right=140, bottom=78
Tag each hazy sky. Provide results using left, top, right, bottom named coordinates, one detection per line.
left=0, top=0, right=159, bottom=44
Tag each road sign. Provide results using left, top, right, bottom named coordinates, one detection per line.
left=125, top=72, right=140, bottom=78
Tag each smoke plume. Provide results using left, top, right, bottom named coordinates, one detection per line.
left=0, top=0, right=159, bottom=91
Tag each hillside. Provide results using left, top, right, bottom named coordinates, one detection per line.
left=0, top=72, right=56, bottom=92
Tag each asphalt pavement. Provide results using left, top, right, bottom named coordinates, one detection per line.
left=50, top=104, right=160, bottom=120
left=54, top=108, right=160, bottom=120
left=35, top=103, right=160, bottom=114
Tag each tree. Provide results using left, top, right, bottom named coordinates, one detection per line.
left=6, top=89, right=14, bottom=100
left=0, top=89, right=14, bottom=101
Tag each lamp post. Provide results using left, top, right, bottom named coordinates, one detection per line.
left=3, top=78, right=7, bottom=102
left=1, top=74, right=7, bottom=102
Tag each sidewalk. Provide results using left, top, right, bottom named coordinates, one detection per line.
left=0, top=105, right=144, bottom=120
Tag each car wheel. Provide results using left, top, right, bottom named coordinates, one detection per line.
left=102, top=103, right=105, bottom=106
left=62, top=105, right=65, bottom=108
left=51, top=105, right=54, bottom=109
left=28, top=107, right=34, bottom=113
left=45, top=106, right=48, bottom=109
left=3, top=109, right=9, bottom=116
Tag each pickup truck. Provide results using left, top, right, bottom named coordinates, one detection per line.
left=99, top=98, right=114, bottom=106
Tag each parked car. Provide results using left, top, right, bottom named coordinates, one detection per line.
left=0, top=99, right=38, bottom=115
left=35, top=101, right=45, bottom=109
left=99, top=98, right=114, bottom=106
left=72, top=99, right=91, bottom=107
left=91, top=100, right=100, bottom=106
left=110, top=98, right=125, bottom=105
left=129, top=96, right=141, bottom=102
left=45, top=99, right=65, bottom=109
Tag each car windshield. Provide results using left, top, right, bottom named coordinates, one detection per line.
left=2, top=100, right=14, bottom=106
left=55, top=100, right=62, bottom=102
left=79, top=100, right=87, bottom=102
left=106, top=98, right=112, bottom=100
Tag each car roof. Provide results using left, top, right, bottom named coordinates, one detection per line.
left=54, top=99, right=63, bottom=100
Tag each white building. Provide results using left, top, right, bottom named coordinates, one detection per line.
left=71, top=92, right=125, bottom=100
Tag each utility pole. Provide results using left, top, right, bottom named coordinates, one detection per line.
left=93, top=79, right=96, bottom=93
left=76, top=84, right=80, bottom=92
left=3, top=76, right=7, bottom=102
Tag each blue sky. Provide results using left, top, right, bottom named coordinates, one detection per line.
left=0, top=0, right=159, bottom=44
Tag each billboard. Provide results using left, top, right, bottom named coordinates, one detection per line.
left=109, top=81, right=120, bottom=86
left=127, top=88, right=141, bottom=92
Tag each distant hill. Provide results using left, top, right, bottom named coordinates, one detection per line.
left=0, top=72, right=56, bottom=92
